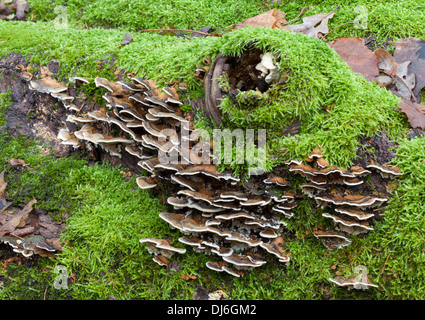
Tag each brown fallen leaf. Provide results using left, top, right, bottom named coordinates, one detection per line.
left=392, top=38, right=425, bottom=100
left=10, top=226, right=35, bottom=237
left=329, top=37, right=379, bottom=81
left=394, top=60, right=416, bottom=101
left=397, top=100, right=425, bottom=130
left=8, top=158, right=29, bottom=170
left=0, top=170, right=11, bottom=213
left=372, top=75, right=395, bottom=88
left=373, top=48, right=398, bottom=77
left=234, top=8, right=288, bottom=30
left=285, top=8, right=336, bottom=39
left=180, top=273, right=197, bottom=281
left=0, top=199, right=36, bottom=237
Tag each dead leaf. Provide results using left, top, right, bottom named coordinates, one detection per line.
left=14, top=0, right=28, bottom=20
left=373, top=48, right=398, bottom=77
left=180, top=274, right=197, bottom=281
left=0, top=198, right=36, bottom=237
left=10, top=226, right=34, bottom=237
left=397, top=100, right=425, bottom=130
left=394, top=61, right=416, bottom=101
left=285, top=8, right=336, bottom=39
left=0, top=170, right=11, bottom=213
left=8, top=158, right=29, bottom=169
left=372, top=75, right=395, bottom=88
left=121, top=33, right=133, bottom=46
left=329, top=37, right=380, bottom=81
left=392, top=38, right=425, bottom=100
left=234, top=8, right=288, bottom=30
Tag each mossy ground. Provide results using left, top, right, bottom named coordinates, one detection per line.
left=0, top=1, right=424, bottom=300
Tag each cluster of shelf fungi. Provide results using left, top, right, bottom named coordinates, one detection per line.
left=26, top=69, right=402, bottom=289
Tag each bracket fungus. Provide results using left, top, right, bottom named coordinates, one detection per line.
left=140, top=237, right=186, bottom=267
left=288, top=148, right=401, bottom=250
left=46, top=70, right=401, bottom=277
left=329, top=275, right=378, bottom=290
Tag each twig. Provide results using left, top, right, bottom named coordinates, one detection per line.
left=139, top=28, right=213, bottom=37
left=283, top=6, right=310, bottom=25
left=213, top=24, right=236, bottom=33
left=44, top=285, right=48, bottom=300
left=379, top=252, right=392, bottom=277
left=320, top=21, right=356, bottom=40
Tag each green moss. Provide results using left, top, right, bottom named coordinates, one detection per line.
left=27, top=0, right=425, bottom=42
left=217, top=27, right=407, bottom=168
left=0, top=88, right=13, bottom=126
left=28, top=0, right=267, bottom=32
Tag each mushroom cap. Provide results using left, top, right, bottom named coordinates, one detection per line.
left=307, top=147, right=323, bottom=161
left=206, top=260, right=230, bottom=272
left=366, top=161, right=402, bottom=178
left=239, top=195, right=271, bottom=206
left=170, top=175, right=202, bottom=192
left=322, top=213, right=373, bottom=235
left=139, top=237, right=186, bottom=255
left=117, top=81, right=145, bottom=92
left=148, top=107, right=185, bottom=122
left=315, top=194, right=387, bottom=208
left=313, top=230, right=352, bottom=250
left=57, top=128, right=81, bottom=148
left=176, top=164, right=239, bottom=182
left=348, top=166, right=372, bottom=177
left=69, top=76, right=90, bottom=85
left=259, top=236, right=290, bottom=262
left=222, top=253, right=265, bottom=268
left=329, top=275, right=378, bottom=290
left=75, top=124, right=133, bottom=144
left=51, top=92, right=75, bottom=102
left=224, top=233, right=263, bottom=247
left=259, top=229, right=279, bottom=239
left=263, top=176, right=290, bottom=187
left=178, top=236, right=205, bottom=249
left=261, top=53, right=276, bottom=70
left=215, top=211, right=256, bottom=221
left=159, top=212, right=186, bottom=230
left=334, top=207, right=375, bottom=221
left=153, top=255, right=170, bottom=267
left=66, top=115, right=97, bottom=124
left=219, top=191, right=249, bottom=201
left=136, top=176, right=158, bottom=189
left=125, top=145, right=152, bottom=160
left=29, top=76, right=68, bottom=94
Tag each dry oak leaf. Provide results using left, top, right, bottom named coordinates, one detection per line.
left=0, top=199, right=36, bottom=237
left=285, top=8, right=336, bottom=39
left=373, top=48, right=398, bottom=77
left=392, top=38, right=425, bottom=100
left=234, top=8, right=289, bottom=30
left=397, top=100, right=425, bottom=130
left=394, top=60, right=416, bottom=101
left=329, top=37, right=379, bottom=81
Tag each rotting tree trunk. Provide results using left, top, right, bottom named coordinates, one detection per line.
left=0, top=52, right=143, bottom=174
left=1, top=50, right=401, bottom=279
